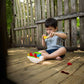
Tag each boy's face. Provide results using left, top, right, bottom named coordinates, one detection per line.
left=46, top=26, right=57, bottom=34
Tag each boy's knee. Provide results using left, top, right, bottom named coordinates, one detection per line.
left=61, top=47, right=67, bottom=53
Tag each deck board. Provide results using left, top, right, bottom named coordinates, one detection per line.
left=7, top=47, right=84, bottom=84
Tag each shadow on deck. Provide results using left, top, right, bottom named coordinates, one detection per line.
left=7, top=47, right=84, bottom=84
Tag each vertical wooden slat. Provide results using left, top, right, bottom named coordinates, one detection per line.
left=42, top=0, right=45, bottom=19
left=79, top=0, right=84, bottom=50
left=26, top=0, right=29, bottom=26
left=23, top=0, right=26, bottom=26
left=35, top=0, right=38, bottom=46
left=46, top=0, right=50, bottom=18
left=64, top=0, right=70, bottom=47
left=35, top=0, right=37, bottom=21
left=71, top=0, right=77, bottom=47
left=14, top=0, right=18, bottom=28
left=16, top=0, right=21, bottom=44
left=28, top=29, right=30, bottom=45
left=42, top=0, right=46, bottom=34
left=30, top=0, right=34, bottom=25
left=16, top=0, right=20, bottom=27
left=54, top=0, right=58, bottom=16
left=21, top=0, right=26, bottom=45
left=37, top=0, right=42, bottom=48
left=57, top=0, right=63, bottom=31
left=19, top=0, right=23, bottom=27
left=18, top=0, right=22, bottom=45
left=51, top=0, right=54, bottom=17
left=26, top=0, right=30, bottom=45
left=12, top=0, right=16, bottom=46
left=15, top=31, right=18, bottom=44
left=30, top=0, right=35, bottom=45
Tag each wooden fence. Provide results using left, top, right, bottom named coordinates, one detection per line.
left=12, top=0, right=84, bottom=51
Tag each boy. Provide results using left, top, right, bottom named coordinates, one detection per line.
left=28, top=18, right=67, bottom=63
left=39, top=18, right=67, bottom=61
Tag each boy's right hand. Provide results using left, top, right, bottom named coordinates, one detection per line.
left=42, top=34, right=46, bottom=40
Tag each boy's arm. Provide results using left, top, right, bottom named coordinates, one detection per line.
left=54, top=32, right=67, bottom=39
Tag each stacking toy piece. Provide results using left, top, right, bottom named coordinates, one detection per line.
left=27, top=52, right=44, bottom=63
left=30, top=52, right=33, bottom=56
left=43, top=36, right=49, bottom=39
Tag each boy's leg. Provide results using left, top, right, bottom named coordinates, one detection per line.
left=42, top=47, right=66, bottom=60
left=39, top=50, right=49, bottom=55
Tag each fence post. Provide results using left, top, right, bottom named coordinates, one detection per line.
left=35, top=0, right=43, bottom=49
left=79, top=0, right=84, bottom=50
left=70, top=0, right=77, bottom=49
left=11, top=0, right=16, bottom=47
left=64, top=0, right=70, bottom=48
left=57, top=0, right=63, bottom=31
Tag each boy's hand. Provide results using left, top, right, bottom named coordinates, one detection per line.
left=49, top=32, right=55, bottom=37
left=42, top=34, right=46, bottom=40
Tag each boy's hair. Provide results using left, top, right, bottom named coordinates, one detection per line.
left=45, top=18, right=57, bottom=29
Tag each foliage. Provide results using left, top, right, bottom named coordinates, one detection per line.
left=6, top=0, right=13, bottom=35
left=77, top=17, right=80, bottom=27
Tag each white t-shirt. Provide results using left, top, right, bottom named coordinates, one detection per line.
left=45, top=31, right=65, bottom=50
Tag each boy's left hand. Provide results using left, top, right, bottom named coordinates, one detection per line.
left=49, top=32, right=55, bottom=37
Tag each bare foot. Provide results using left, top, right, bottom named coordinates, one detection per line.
left=56, top=56, right=62, bottom=60
left=41, top=53, right=49, bottom=59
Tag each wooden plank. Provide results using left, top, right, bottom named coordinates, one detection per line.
left=26, top=29, right=29, bottom=45
left=23, top=0, right=26, bottom=26
left=8, top=60, right=63, bottom=82
left=17, top=0, right=22, bottom=45
left=11, top=0, right=16, bottom=45
left=31, top=28, right=35, bottom=45
left=46, top=0, right=50, bottom=18
left=42, top=23, right=46, bottom=35
left=64, top=0, right=70, bottom=47
left=24, top=30, right=27, bottom=45
left=57, top=0, right=63, bottom=31
left=54, top=0, right=58, bottom=16
left=61, top=64, right=84, bottom=84
left=18, top=30, right=21, bottom=45
left=14, top=0, right=18, bottom=28
left=21, top=57, right=80, bottom=84
left=19, top=0, right=23, bottom=27
left=42, top=0, right=46, bottom=34
left=29, top=0, right=35, bottom=45
left=30, top=0, right=34, bottom=25
left=71, top=0, right=77, bottom=47
left=35, top=0, right=38, bottom=21
left=42, top=0, right=45, bottom=19
left=26, top=0, right=29, bottom=26
left=11, top=60, right=68, bottom=83
left=16, top=0, right=20, bottom=27
left=37, top=0, right=41, bottom=20
left=36, top=0, right=42, bottom=48
left=39, top=59, right=83, bottom=84
left=15, top=31, right=18, bottom=44
left=28, top=29, right=31, bottom=45
left=35, top=12, right=84, bottom=24
left=79, top=0, right=84, bottom=50
left=51, top=0, right=54, bottom=17
left=14, top=25, right=36, bottom=30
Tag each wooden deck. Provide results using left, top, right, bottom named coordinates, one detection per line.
left=7, top=47, right=84, bottom=84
